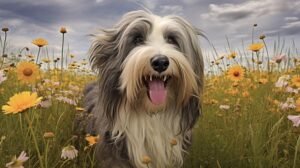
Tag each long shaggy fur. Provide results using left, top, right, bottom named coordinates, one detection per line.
left=77, top=10, right=204, bottom=168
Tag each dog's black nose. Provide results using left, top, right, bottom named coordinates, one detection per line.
left=150, top=55, right=169, bottom=73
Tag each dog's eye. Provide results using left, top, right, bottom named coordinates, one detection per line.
left=166, top=36, right=178, bottom=46
left=133, top=35, right=144, bottom=45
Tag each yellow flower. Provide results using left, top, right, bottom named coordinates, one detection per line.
left=258, top=78, right=268, bottom=84
left=42, top=58, right=50, bottom=63
left=32, top=38, right=48, bottom=47
left=227, top=65, right=245, bottom=81
left=170, top=138, right=177, bottom=146
left=291, top=75, right=300, bottom=88
left=142, top=155, right=151, bottom=165
left=227, top=52, right=237, bottom=59
left=85, top=135, right=100, bottom=146
left=242, top=91, right=250, bottom=97
left=16, top=62, right=40, bottom=83
left=2, top=91, right=42, bottom=114
left=75, top=107, right=85, bottom=112
left=248, top=43, right=264, bottom=52
left=26, top=54, right=35, bottom=59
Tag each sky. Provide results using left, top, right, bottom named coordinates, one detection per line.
left=0, top=0, right=300, bottom=63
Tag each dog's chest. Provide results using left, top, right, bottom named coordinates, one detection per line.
left=124, top=113, right=184, bottom=168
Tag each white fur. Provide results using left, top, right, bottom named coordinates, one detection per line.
left=112, top=103, right=184, bottom=168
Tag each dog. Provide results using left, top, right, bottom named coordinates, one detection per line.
left=76, top=10, right=204, bottom=168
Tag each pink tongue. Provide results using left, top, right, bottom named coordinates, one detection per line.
left=148, top=79, right=167, bottom=105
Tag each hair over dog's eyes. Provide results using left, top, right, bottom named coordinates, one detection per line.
left=166, top=35, right=179, bottom=46
left=133, top=34, right=144, bottom=45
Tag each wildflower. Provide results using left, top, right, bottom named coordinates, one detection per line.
left=61, top=145, right=78, bottom=160
left=272, top=54, right=286, bottom=64
left=291, top=75, right=300, bottom=88
left=242, top=91, right=250, bottom=97
left=227, top=52, right=237, bottom=59
left=259, top=35, right=266, bottom=40
left=227, top=65, right=245, bottom=81
left=0, top=70, right=7, bottom=84
left=219, top=105, right=230, bottom=110
left=60, top=27, right=67, bottom=34
left=258, top=78, right=268, bottom=84
left=85, top=135, right=100, bottom=146
left=286, top=87, right=299, bottom=94
left=142, top=155, right=151, bottom=165
left=2, top=27, right=9, bottom=32
left=275, top=75, right=290, bottom=88
left=2, top=91, right=42, bottom=114
left=279, top=98, right=296, bottom=110
left=170, top=138, right=177, bottom=146
left=218, top=55, right=225, bottom=60
left=43, top=132, right=55, bottom=139
left=16, top=62, right=40, bottom=83
left=248, top=43, right=264, bottom=52
left=39, top=99, right=52, bottom=108
left=26, top=54, right=35, bottom=59
left=56, top=96, right=77, bottom=105
left=42, top=58, right=50, bottom=63
left=76, top=107, right=85, bottom=112
left=32, top=38, right=48, bottom=47
left=6, top=151, right=29, bottom=168
left=287, top=115, right=300, bottom=127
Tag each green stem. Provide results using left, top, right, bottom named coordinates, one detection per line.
left=25, top=112, right=45, bottom=168
left=293, top=135, right=300, bottom=168
left=262, top=39, right=270, bottom=72
left=61, top=33, right=65, bottom=82
left=256, top=52, right=260, bottom=72
left=36, top=47, right=41, bottom=64
left=0, top=31, right=7, bottom=69
left=45, top=140, right=50, bottom=168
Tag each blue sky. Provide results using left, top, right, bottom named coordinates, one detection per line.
left=0, top=0, right=300, bottom=63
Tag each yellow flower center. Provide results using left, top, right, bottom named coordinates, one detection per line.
left=23, top=68, right=33, bottom=76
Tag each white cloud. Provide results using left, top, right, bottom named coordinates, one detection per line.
left=284, top=16, right=298, bottom=22
left=281, top=20, right=300, bottom=35
left=201, top=0, right=288, bottom=22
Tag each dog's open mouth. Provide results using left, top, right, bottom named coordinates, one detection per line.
left=143, top=75, right=171, bottom=105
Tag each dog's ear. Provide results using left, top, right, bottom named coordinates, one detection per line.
left=89, top=29, right=121, bottom=73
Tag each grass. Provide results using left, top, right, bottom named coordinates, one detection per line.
left=0, top=25, right=300, bottom=168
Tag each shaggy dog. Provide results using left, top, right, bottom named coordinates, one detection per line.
left=75, top=10, right=204, bottom=168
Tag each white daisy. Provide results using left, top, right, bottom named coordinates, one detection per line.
left=6, top=151, right=29, bottom=168
left=61, top=145, right=78, bottom=160
left=0, top=70, right=7, bottom=84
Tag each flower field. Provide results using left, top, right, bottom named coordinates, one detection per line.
left=0, top=25, right=300, bottom=168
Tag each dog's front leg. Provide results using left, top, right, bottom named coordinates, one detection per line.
left=95, top=142, right=133, bottom=168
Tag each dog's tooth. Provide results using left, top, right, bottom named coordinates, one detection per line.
left=150, top=75, right=152, bottom=81
left=163, top=75, right=167, bottom=82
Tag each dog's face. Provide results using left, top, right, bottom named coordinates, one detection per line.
left=90, top=10, right=203, bottom=115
